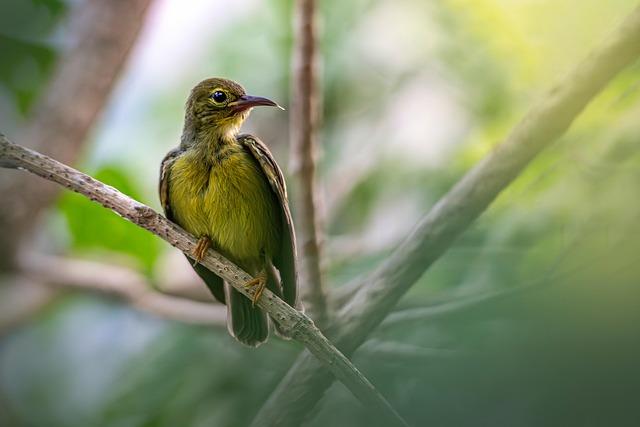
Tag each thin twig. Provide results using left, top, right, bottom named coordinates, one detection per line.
left=18, top=254, right=227, bottom=327
left=290, top=0, right=328, bottom=327
left=0, top=135, right=409, bottom=427
left=251, top=6, right=640, bottom=426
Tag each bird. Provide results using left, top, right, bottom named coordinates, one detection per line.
left=159, top=78, right=299, bottom=346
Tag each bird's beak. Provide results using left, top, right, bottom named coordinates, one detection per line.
left=229, top=95, right=285, bottom=112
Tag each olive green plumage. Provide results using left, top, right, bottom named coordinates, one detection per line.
left=159, top=78, right=299, bottom=346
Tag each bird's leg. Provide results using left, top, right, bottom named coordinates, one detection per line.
left=244, top=269, right=268, bottom=307
left=192, top=235, right=211, bottom=265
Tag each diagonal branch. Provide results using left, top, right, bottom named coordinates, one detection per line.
left=0, top=135, right=409, bottom=427
left=251, top=5, right=640, bottom=426
left=289, top=0, right=328, bottom=327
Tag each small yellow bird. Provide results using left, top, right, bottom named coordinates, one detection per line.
left=159, top=78, right=299, bottom=346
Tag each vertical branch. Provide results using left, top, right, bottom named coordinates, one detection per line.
left=290, top=0, right=328, bottom=325
left=0, top=0, right=153, bottom=271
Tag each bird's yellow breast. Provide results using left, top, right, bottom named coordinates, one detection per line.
left=168, top=146, right=281, bottom=266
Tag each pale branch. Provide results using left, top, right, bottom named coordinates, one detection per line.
left=377, top=258, right=576, bottom=332
left=356, top=340, right=457, bottom=365
left=290, top=0, right=328, bottom=327
left=0, top=135, right=409, bottom=427
left=251, top=5, right=640, bottom=426
left=18, top=254, right=227, bottom=327
left=376, top=191, right=640, bottom=333
left=379, top=287, right=534, bottom=331
left=0, top=0, right=153, bottom=270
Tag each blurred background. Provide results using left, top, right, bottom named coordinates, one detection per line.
left=1, top=0, right=640, bottom=426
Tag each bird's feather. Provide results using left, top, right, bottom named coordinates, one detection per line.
left=238, top=134, right=300, bottom=310
left=224, top=281, right=268, bottom=347
left=157, top=78, right=300, bottom=346
left=159, top=148, right=226, bottom=304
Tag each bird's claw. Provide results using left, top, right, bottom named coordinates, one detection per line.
left=192, top=236, right=211, bottom=265
left=244, top=270, right=267, bottom=307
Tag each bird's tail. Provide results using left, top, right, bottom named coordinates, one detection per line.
left=224, top=282, right=269, bottom=347
left=224, top=263, right=292, bottom=346
left=265, top=263, right=293, bottom=340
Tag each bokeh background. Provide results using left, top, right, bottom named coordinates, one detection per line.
left=1, top=0, right=640, bottom=426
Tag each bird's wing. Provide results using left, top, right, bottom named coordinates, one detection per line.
left=238, top=134, right=300, bottom=309
left=159, top=147, right=183, bottom=221
left=159, top=147, right=226, bottom=304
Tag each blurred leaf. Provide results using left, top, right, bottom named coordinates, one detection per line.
left=58, top=165, right=162, bottom=274
left=0, top=35, right=57, bottom=114
left=0, top=0, right=67, bottom=38
left=31, top=0, right=66, bottom=15
left=0, top=0, right=67, bottom=114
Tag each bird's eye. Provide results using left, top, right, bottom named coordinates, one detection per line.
left=211, top=90, right=227, bottom=103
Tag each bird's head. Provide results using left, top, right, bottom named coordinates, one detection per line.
left=184, top=78, right=281, bottom=138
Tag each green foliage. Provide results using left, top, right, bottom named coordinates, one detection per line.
left=0, top=0, right=66, bottom=115
left=58, top=165, right=161, bottom=274
left=0, top=35, right=56, bottom=114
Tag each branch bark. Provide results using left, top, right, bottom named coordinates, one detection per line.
left=289, top=0, right=328, bottom=327
left=0, top=135, right=409, bottom=427
left=0, top=0, right=153, bottom=271
left=251, top=5, right=640, bottom=426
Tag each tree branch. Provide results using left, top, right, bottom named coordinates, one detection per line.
left=290, top=0, right=328, bottom=327
left=0, top=135, right=409, bottom=427
left=0, top=0, right=153, bottom=270
left=251, top=5, right=640, bottom=426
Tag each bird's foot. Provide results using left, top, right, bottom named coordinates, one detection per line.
left=192, top=236, right=211, bottom=265
left=244, top=270, right=268, bottom=307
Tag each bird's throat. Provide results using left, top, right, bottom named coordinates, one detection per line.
left=182, top=114, right=247, bottom=160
